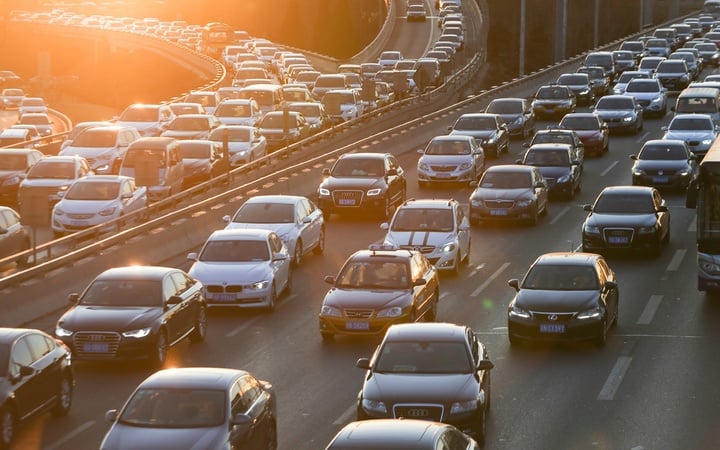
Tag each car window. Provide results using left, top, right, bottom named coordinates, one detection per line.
left=0, top=212, right=8, bottom=230
left=426, top=140, right=471, bottom=155
left=594, top=192, right=655, bottom=213
left=331, top=158, right=384, bottom=177
left=10, top=337, right=34, bottom=376
left=269, top=233, right=283, bottom=253
left=119, top=388, right=226, bottom=427
left=170, top=271, right=193, bottom=295
left=391, top=207, right=454, bottom=232
left=522, top=264, right=599, bottom=290
left=80, top=279, right=163, bottom=307
left=374, top=341, right=473, bottom=374
left=240, top=375, right=261, bottom=408
left=232, top=202, right=295, bottom=224
left=199, top=239, right=270, bottom=262
left=479, top=171, right=531, bottom=189
left=525, top=149, right=570, bottom=166
left=639, top=144, right=687, bottom=160
left=336, top=260, right=410, bottom=289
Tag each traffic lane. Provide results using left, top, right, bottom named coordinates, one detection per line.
left=391, top=0, right=440, bottom=59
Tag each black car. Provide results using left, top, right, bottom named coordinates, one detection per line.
left=55, top=266, right=207, bottom=366
left=631, top=139, right=697, bottom=190
left=530, top=84, right=577, bottom=119
left=556, top=72, right=595, bottom=105
left=0, top=149, right=44, bottom=207
left=446, top=112, right=510, bottom=157
left=590, top=94, right=644, bottom=135
left=577, top=65, right=611, bottom=97
left=0, top=328, right=74, bottom=449
left=484, top=97, right=535, bottom=139
left=0, top=206, right=30, bottom=266
left=356, top=322, right=494, bottom=444
left=518, top=143, right=582, bottom=199
left=507, top=252, right=619, bottom=346
left=654, top=59, right=691, bottom=91
left=100, top=367, right=277, bottom=450
left=581, top=186, right=671, bottom=256
left=525, top=128, right=585, bottom=166
left=317, top=152, right=407, bottom=220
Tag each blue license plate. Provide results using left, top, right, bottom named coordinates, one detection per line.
left=346, top=321, right=369, bottom=330
left=338, top=199, right=356, bottom=205
left=607, top=236, right=628, bottom=244
left=213, top=293, right=236, bottom=302
left=539, top=323, right=565, bottom=333
left=83, top=343, right=108, bottom=353
left=490, top=209, right=508, bottom=216
left=652, top=176, right=669, bottom=184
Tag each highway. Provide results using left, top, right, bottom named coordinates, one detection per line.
left=4, top=3, right=720, bottom=450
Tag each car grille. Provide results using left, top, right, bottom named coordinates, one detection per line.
left=332, top=190, right=363, bottom=207
left=206, top=285, right=243, bottom=293
left=67, top=213, right=94, bottom=219
left=637, top=100, right=650, bottom=107
left=73, top=331, right=120, bottom=358
left=603, top=228, right=635, bottom=247
left=544, top=178, right=556, bottom=187
left=688, top=140, right=700, bottom=147
left=393, top=404, right=444, bottom=421
left=430, top=165, right=457, bottom=172
left=645, top=169, right=678, bottom=176
left=531, top=311, right=575, bottom=322
left=399, top=245, right=435, bottom=253
left=484, top=199, right=514, bottom=208
left=603, top=117, right=623, bottom=123
left=344, top=308, right=373, bottom=319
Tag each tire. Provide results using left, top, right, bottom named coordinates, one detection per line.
left=663, top=224, right=670, bottom=244
left=266, top=422, right=278, bottom=450
left=596, top=318, right=607, bottom=347
left=51, top=375, right=73, bottom=416
left=0, top=406, right=15, bottom=450
left=188, top=306, right=207, bottom=343
left=151, top=330, right=168, bottom=367
left=265, top=283, right=276, bottom=312
left=611, top=302, right=619, bottom=328
left=313, top=227, right=325, bottom=255
left=292, top=240, right=303, bottom=267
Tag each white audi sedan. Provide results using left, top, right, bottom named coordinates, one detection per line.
left=51, top=175, right=147, bottom=237
left=187, top=229, right=291, bottom=311
left=223, top=195, right=325, bottom=266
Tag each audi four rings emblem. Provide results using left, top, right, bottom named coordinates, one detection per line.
left=548, top=314, right=558, bottom=321
left=405, top=409, right=429, bottom=417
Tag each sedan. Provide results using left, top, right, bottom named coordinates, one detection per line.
left=590, top=95, right=644, bottom=135
left=530, top=84, right=577, bottom=120
left=447, top=112, right=509, bottom=157
left=507, top=252, right=619, bottom=346
left=187, top=229, right=292, bottom=311
left=417, top=135, right=485, bottom=187
left=484, top=97, right=535, bottom=139
left=287, top=101, right=331, bottom=134
left=223, top=194, right=325, bottom=266
left=0, top=206, right=30, bottom=265
left=177, top=140, right=229, bottom=187
left=16, top=112, right=53, bottom=136
left=0, top=88, right=25, bottom=109
left=51, top=175, right=147, bottom=237
left=55, top=266, right=207, bottom=366
left=0, top=328, right=74, bottom=450
left=160, top=114, right=222, bottom=140
left=518, top=143, right=582, bottom=199
left=0, top=148, right=44, bottom=206
left=356, top=323, right=494, bottom=444
left=558, top=112, right=609, bottom=156
left=207, top=125, right=267, bottom=167
left=582, top=186, right=671, bottom=256
left=100, top=367, right=277, bottom=450
left=258, top=110, right=312, bottom=149
left=556, top=72, right=595, bottom=105
left=631, top=139, right=697, bottom=190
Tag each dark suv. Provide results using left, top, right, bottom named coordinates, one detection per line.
left=317, top=152, right=407, bottom=219
left=518, top=143, right=583, bottom=199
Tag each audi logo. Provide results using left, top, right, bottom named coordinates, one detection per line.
left=404, top=409, right=429, bottom=418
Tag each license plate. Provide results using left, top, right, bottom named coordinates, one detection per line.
left=490, top=209, right=508, bottom=216
left=338, top=199, right=356, bottom=206
left=71, top=220, right=88, bottom=226
left=212, top=293, right=236, bottom=302
left=539, top=323, right=565, bottom=333
left=652, top=176, right=669, bottom=184
left=83, top=343, right=108, bottom=353
left=607, top=236, right=629, bottom=244
left=345, top=321, right=369, bottom=330
left=434, top=172, right=451, bottom=178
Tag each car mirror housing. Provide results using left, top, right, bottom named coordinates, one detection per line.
left=386, top=168, right=398, bottom=176
left=356, top=357, right=371, bottom=369
left=322, top=167, right=331, bottom=176
left=413, top=277, right=427, bottom=287
left=583, top=204, right=593, bottom=212
left=604, top=280, right=618, bottom=290
left=657, top=205, right=669, bottom=213
left=167, top=295, right=183, bottom=305
left=68, top=292, right=80, bottom=303
left=105, top=409, right=119, bottom=422
left=324, top=275, right=335, bottom=285
left=478, top=359, right=494, bottom=371
left=508, top=279, right=520, bottom=291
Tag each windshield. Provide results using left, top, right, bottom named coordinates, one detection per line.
left=557, top=74, right=587, bottom=85
left=0, top=154, right=27, bottom=170
left=315, top=77, right=346, bottom=89
left=617, top=72, right=646, bottom=83
left=261, top=114, right=293, bottom=128
left=65, top=181, right=119, bottom=200
left=20, top=115, right=50, bottom=125
left=625, top=81, right=659, bottom=93
left=524, top=149, right=571, bottom=166
left=486, top=100, right=522, bottom=114
left=331, top=158, right=384, bottom=177
left=639, top=59, right=662, bottom=70
left=646, top=39, right=667, bottom=47
left=119, top=106, right=158, bottom=122
left=669, top=117, right=713, bottom=131
left=675, top=97, right=718, bottom=113
left=391, top=208, right=454, bottom=232
left=374, top=341, right=473, bottom=374
left=657, top=62, right=686, bottom=73
left=521, top=264, right=599, bottom=290
left=71, top=128, right=118, bottom=147
left=118, top=388, right=226, bottom=428
left=593, top=192, right=655, bottom=213
left=322, top=92, right=354, bottom=110
left=531, top=133, right=573, bottom=146
left=479, top=171, right=532, bottom=189
left=596, top=98, right=634, bottom=109
left=425, top=139, right=471, bottom=155
left=454, top=116, right=496, bottom=130
left=335, top=260, right=410, bottom=289
left=198, top=239, right=269, bottom=262
left=214, top=103, right=250, bottom=117
left=185, top=94, right=216, bottom=107
left=289, top=105, right=320, bottom=118
left=179, top=143, right=212, bottom=159
left=122, top=148, right=166, bottom=168
left=27, top=161, right=74, bottom=179
left=535, top=87, right=569, bottom=99
left=561, top=116, right=600, bottom=130
left=639, top=144, right=687, bottom=160
left=232, top=202, right=295, bottom=224
left=80, top=279, right=162, bottom=307
left=166, top=117, right=210, bottom=131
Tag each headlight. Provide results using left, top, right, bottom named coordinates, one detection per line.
left=622, top=116, right=634, bottom=122
left=702, top=139, right=713, bottom=145
left=122, top=328, right=152, bottom=338
left=486, top=138, right=496, bottom=144
left=700, top=261, right=720, bottom=275
left=367, top=188, right=381, bottom=196
left=576, top=307, right=602, bottom=320
left=55, top=325, right=73, bottom=337
left=361, top=398, right=387, bottom=415
left=450, top=400, right=479, bottom=415
left=557, top=174, right=570, bottom=183
left=508, top=305, right=530, bottom=319
left=632, top=168, right=645, bottom=175
left=2, top=175, right=21, bottom=186
left=584, top=225, right=600, bottom=234
left=419, top=162, right=430, bottom=171
left=377, top=306, right=404, bottom=318
left=638, top=225, right=656, bottom=234
left=681, top=75, right=689, bottom=81
left=516, top=199, right=532, bottom=208
left=460, top=161, right=472, bottom=170
left=441, top=242, right=456, bottom=253
left=249, top=280, right=270, bottom=290
left=470, top=198, right=482, bottom=207
left=54, top=207, right=65, bottom=216
left=613, top=87, right=623, bottom=94
left=650, top=96, right=663, bottom=104
left=579, top=89, right=590, bottom=95
left=679, top=169, right=690, bottom=176
left=98, top=205, right=118, bottom=216
left=319, top=188, right=330, bottom=196
left=320, top=305, right=342, bottom=317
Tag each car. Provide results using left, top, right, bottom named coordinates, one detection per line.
left=114, top=103, right=176, bottom=137
left=355, top=322, right=494, bottom=443
left=318, top=245, right=440, bottom=340
left=624, top=78, right=668, bottom=117
left=643, top=38, right=671, bottom=58
left=661, top=113, right=719, bottom=158
left=378, top=50, right=404, bottom=69
left=321, top=89, right=365, bottom=124
left=446, top=112, right=509, bottom=157
left=530, top=84, right=577, bottom=119
left=16, top=112, right=53, bottom=136
left=50, top=175, right=147, bottom=237
left=484, top=97, right=535, bottom=138
left=59, top=125, right=142, bottom=174
left=317, top=152, right=407, bottom=220
left=177, top=139, right=229, bottom=187
left=630, top=139, right=697, bottom=190
left=581, top=186, right=671, bottom=256
left=55, top=265, right=207, bottom=366
left=168, top=101, right=207, bottom=116
left=619, top=40, right=645, bottom=61
left=669, top=50, right=700, bottom=80
left=558, top=112, right=609, bottom=156
left=223, top=194, right=325, bottom=266
left=525, top=128, right=585, bottom=166
left=612, top=50, right=637, bottom=74
left=183, top=90, right=221, bottom=115
left=413, top=58, right=442, bottom=89
left=0, top=327, right=74, bottom=450
left=507, top=252, right=619, bottom=346
left=407, top=3, right=428, bottom=21
left=577, top=65, right=611, bottom=97
left=556, top=72, right=595, bottom=105
left=0, top=128, right=37, bottom=149
left=17, top=155, right=93, bottom=213
left=100, top=367, right=277, bottom=450
left=17, top=97, right=47, bottom=117
left=0, top=148, right=44, bottom=206
left=59, top=120, right=115, bottom=151
left=326, top=419, right=481, bottom=450
left=518, top=143, right=582, bottom=199
left=654, top=59, right=691, bottom=91
left=590, top=95, right=644, bottom=135
left=0, top=88, right=25, bottom=109
left=381, top=198, right=470, bottom=274
left=187, top=228, right=291, bottom=311
left=207, top=125, right=267, bottom=167
left=287, top=101, right=331, bottom=133
left=468, top=164, right=549, bottom=226
left=694, top=42, right=720, bottom=67
left=213, top=98, right=263, bottom=126
left=611, top=70, right=649, bottom=95
left=637, top=55, right=666, bottom=77
left=160, top=113, right=222, bottom=140
left=417, top=135, right=485, bottom=187
left=0, top=206, right=30, bottom=265
left=582, top=50, right=616, bottom=80
left=312, top=74, right=351, bottom=101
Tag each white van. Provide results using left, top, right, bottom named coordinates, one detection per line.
left=673, top=86, right=720, bottom=124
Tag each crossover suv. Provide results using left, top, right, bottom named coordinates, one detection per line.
left=518, top=143, right=582, bottom=199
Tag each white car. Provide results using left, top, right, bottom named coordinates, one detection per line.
left=208, top=125, right=267, bottom=167
left=321, top=89, right=365, bottom=124
left=19, top=155, right=93, bottom=210
left=18, top=97, right=48, bottom=117
left=381, top=198, right=471, bottom=274
left=115, top=103, right=175, bottom=137
left=1, top=88, right=26, bottom=109
left=223, top=194, right=325, bottom=266
left=16, top=112, right=53, bottom=136
left=187, top=228, right=291, bottom=311
left=159, top=114, right=222, bottom=140
left=51, top=175, right=147, bottom=237
left=59, top=125, right=141, bottom=174
left=213, top=98, right=263, bottom=126
left=416, top=134, right=485, bottom=187
left=378, top=50, right=403, bottom=69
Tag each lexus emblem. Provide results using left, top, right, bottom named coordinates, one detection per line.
left=548, top=314, right=558, bottom=321
left=658, top=170, right=664, bottom=175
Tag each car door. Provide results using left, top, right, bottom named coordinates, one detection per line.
left=269, top=232, right=290, bottom=292
left=161, top=273, right=186, bottom=344
left=413, top=254, right=434, bottom=315
left=469, top=138, right=484, bottom=177
left=385, top=155, right=404, bottom=207
left=170, top=270, right=199, bottom=336
left=8, top=335, right=46, bottom=422
left=229, top=377, right=264, bottom=449
left=299, top=198, right=320, bottom=251
left=596, top=259, right=618, bottom=326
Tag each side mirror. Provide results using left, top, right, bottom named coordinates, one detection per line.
left=187, top=252, right=198, bottom=261
left=447, top=125, right=453, bottom=132
left=380, top=222, right=389, bottom=230
left=657, top=205, right=669, bottom=213
left=629, top=154, right=637, bottom=160
left=515, top=159, right=523, bottom=164
left=167, top=295, right=183, bottom=305
left=522, top=142, right=530, bottom=148
left=323, top=275, right=335, bottom=285
left=356, top=357, right=371, bottom=369
left=583, top=204, right=593, bottom=212
left=413, top=278, right=427, bottom=287
left=604, top=280, right=618, bottom=291
left=477, top=359, right=494, bottom=371
left=68, top=293, right=80, bottom=303
left=322, top=167, right=331, bottom=176
left=105, top=409, right=119, bottom=422
left=386, top=168, right=398, bottom=176
left=272, top=252, right=288, bottom=261
left=508, top=279, right=520, bottom=291
left=417, top=148, right=424, bottom=154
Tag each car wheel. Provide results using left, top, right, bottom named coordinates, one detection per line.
left=151, top=330, right=168, bottom=367
left=266, top=422, right=278, bottom=450
left=292, top=240, right=303, bottom=267
left=596, top=317, right=607, bottom=347
left=265, top=283, right=277, bottom=312
left=663, top=224, right=670, bottom=244
left=189, top=306, right=207, bottom=343
left=313, top=227, right=325, bottom=255
left=0, top=405, right=15, bottom=450
left=611, top=303, right=619, bottom=328
left=51, top=374, right=73, bottom=416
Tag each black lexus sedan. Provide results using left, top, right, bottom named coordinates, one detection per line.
left=581, top=186, right=670, bottom=256
left=0, top=328, right=74, bottom=449
left=356, top=322, right=494, bottom=444
left=55, top=266, right=207, bottom=367
left=507, top=252, right=619, bottom=346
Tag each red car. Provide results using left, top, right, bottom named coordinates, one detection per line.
left=558, top=112, right=609, bottom=156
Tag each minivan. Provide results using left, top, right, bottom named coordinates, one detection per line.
left=120, top=137, right=184, bottom=201
left=672, top=86, right=720, bottom=124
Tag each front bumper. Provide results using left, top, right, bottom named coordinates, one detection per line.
left=319, top=313, right=413, bottom=338
left=582, top=228, right=660, bottom=253
left=469, top=201, right=535, bottom=223
left=418, top=166, right=476, bottom=184
left=508, top=314, right=604, bottom=343
left=203, top=285, right=273, bottom=309
left=318, top=192, right=385, bottom=215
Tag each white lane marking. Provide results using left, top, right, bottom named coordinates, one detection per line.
left=468, top=263, right=486, bottom=278
left=44, top=421, right=95, bottom=450
left=665, top=249, right=686, bottom=273
left=549, top=206, right=570, bottom=225
left=334, top=403, right=357, bottom=425
left=688, top=215, right=697, bottom=233
left=471, top=262, right=510, bottom=297
left=637, top=295, right=663, bottom=325
left=635, top=131, right=650, bottom=143
left=597, top=356, right=633, bottom=401
left=440, top=291, right=450, bottom=300
left=600, top=160, right=619, bottom=177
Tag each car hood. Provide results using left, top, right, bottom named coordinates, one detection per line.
left=633, top=160, right=690, bottom=171
left=60, top=146, right=117, bottom=159
left=532, top=166, right=572, bottom=178
left=363, top=373, right=478, bottom=403
left=102, top=423, right=226, bottom=450
left=323, top=288, right=409, bottom=309
left=471, top=187, right=532, bottom=200
left=59, top=305, right=162, bottom=331
left=663, top=130, right=716, bottom=141
left=513, top=289, right=600, bottom=312
left=321, top=177, right=384, bottom=190
left=226, top=142, right=251, bottom=153
left=573, top=130, right=602, bottom=140
left=385, top=230, right=456, bottom=247
left=56, top=199, right=118, bottom=214
left=188, top=261, right=271, bottom=284
left=218, top=117, right=254, bottom=126
left=585, top=212, right=658, bottom=228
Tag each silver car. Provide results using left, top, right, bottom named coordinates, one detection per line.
left=661, top=113, right=720, bottom=158
left=624, top=78, right=668, bottom=117
left=417, top=135, right=485, bottom=187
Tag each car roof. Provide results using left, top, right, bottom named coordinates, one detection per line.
left=532, top=252, right=603, bottom=267
left=244, top=194, right=304, bottom=204
left=95, top=266, right=178, bottom=281
left=484, top=164, right=535, bottom=173
left=642, top=139, right=687, bottom=147
left=671, top=113, right=713, bottom=121
left=138, top=367, right=248, bottom=390
left=339, top=152, right=388, bottom=160
left=458, top=112, right=497, bottom=119
left=527, top=143, right=573, bottom=151
left=208, top=228, right=273, bottom=240
left=599, top=185, right=655, bottom=196
left=430, top=134, right=475, bottom=142
left=398, top=198, right=456, bottom=209
left=384, top=322, right=468, bottom=342
left=328, top=419, right=452, bottom=448
left=76, top=175, right=132, bottom=183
